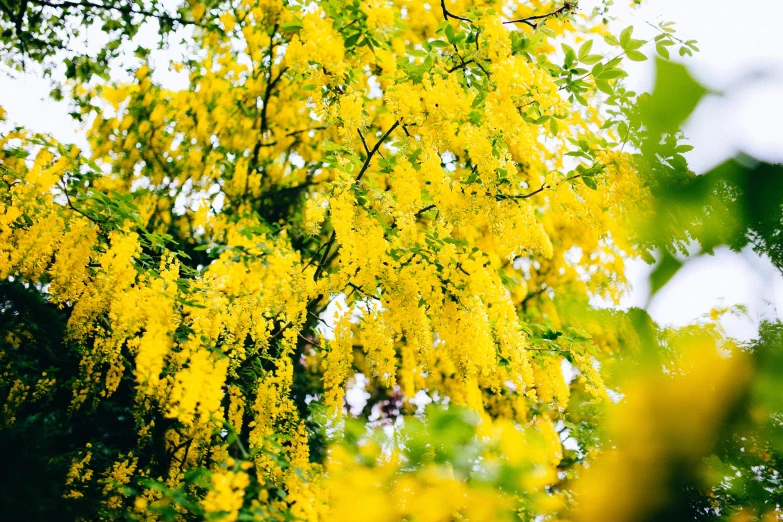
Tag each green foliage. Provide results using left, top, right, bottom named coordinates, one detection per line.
left=0, top=0, right=217, bottom=80
left=642, top=58, right=707, bottom=136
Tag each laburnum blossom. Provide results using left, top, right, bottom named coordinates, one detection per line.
left=0, top=1, right=754, bottom=521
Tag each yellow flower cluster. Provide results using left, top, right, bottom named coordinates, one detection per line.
left=64, top=445, right=94, bottom=499
left=322, top=312, right=354, bottom=415
left=0, top=0, right=691, bottom=518
left=202, top=466, right=251, bottom=522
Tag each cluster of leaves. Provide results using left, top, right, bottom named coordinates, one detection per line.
left=0, top=0, right=222, bottom=81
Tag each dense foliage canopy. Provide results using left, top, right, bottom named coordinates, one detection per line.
left=1, top=1, right=782, bottom=521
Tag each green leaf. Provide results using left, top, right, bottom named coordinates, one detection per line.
left=642, top=58, right=707, bottom=135
left=594, top=79, right=613, bottom=95
left=580, top=54, right=603, bottom=65
left=578, top=40, right=593, bottom=60
left=445, top=23, right=456, bottom=44
left=619, top=26, right=633, bottom=48
left=343, top=32, right=361, bottom=48
left=598, top=68, right=627, bottom=80
left=625, top=38, right=645, bottom=51
left=280, top=21, right=303, bottom=32
left=321, top=140, right=345, bottom=151
left=626, top=50, right=647, bottom=62
left=562, top=43, right=576, bottom=68
left=649, top=250, right=683, bottom=296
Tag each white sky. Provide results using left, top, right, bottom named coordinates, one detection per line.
left=1, top=0, right=781, bottom=340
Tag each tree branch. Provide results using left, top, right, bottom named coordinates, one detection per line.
left=357, top=129, right=371, bottom=157
left=495, top=183, right=550, bottom=201
left=302, top=238, right=331, bottom=273
left=440, top=0, right=470, bottom=22
left=312, top=231, right=336, bottom=281
left=504, top=3, right=573, bottom=29
left=287, top=126, right=327, bottom=137
left=310, top=121, right=399, bottom=281
left=355, top=120, right=399, bottom=183
left=496, top=173, right=584, bottom=201
left=447, top=59, right=474, bottom=73
left=415, top=204, right=437, bottom=217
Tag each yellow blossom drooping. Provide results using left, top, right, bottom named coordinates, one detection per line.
left=0, top=0, right=731, bottom=519
left=202, top=466, right=250, bottom=522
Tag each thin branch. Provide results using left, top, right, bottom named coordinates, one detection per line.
left=447, top=59, right=474, bottom=73
left=521, top=286, right=548, bottom=308
left=59, top=180, right=106, bottom=224
left=307, top=310, right=331, bottom=327
left=255, top=124, right=327, bottom=150
left=440, top=0, right=470, bottom=22
left=357, top=129, right=371, bottom=157
left=504, top=3, right=572, bottom=29
left=313, top=231, right=336, bottom=281
left=259, top=60, right=286, bottom=133
left=347, top=282, right=368, bottom=297
left=496, top=173, right=583, bottom=201
left=249, top=30, right=287, bottom=176
left=355, top=120, right=399, bottom=183
left=287, top=126, right=327, bottom=137
left=496, top=183, right=549, bottom=201
left=301, top=240, right=331, bottom=272
left=415, top=204, right=436, bottom=217
left=14, top=0, right=27, bottom=35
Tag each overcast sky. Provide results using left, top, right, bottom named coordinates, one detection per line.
left=2, top=0, right=781, bottom=340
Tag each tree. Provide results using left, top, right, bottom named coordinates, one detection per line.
left=0, top=0, right=780, bottom=521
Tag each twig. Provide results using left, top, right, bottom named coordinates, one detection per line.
left=355, top=120, right=399, bottom=183
left=495, top=173, right=583, bottom=201
left=415, top=204, right=436, bottom=217
left=495, top=183, right=549, bottom=201
left=357, top=129, right=371, bottom=157
left=59, top=180, right=106, bottom=224
left=440, top=0, right=470, bottom=22
left=447, top=59, right=474, bottom=73
left=313, top=231, right=336, bottom=281
left=287, top=126, right=327, bottom=137
left=347, top=282, right=367, bottom=296
left=504, top=3, right=572, bottom=29
left=301, top=240, right=331, bottom=272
